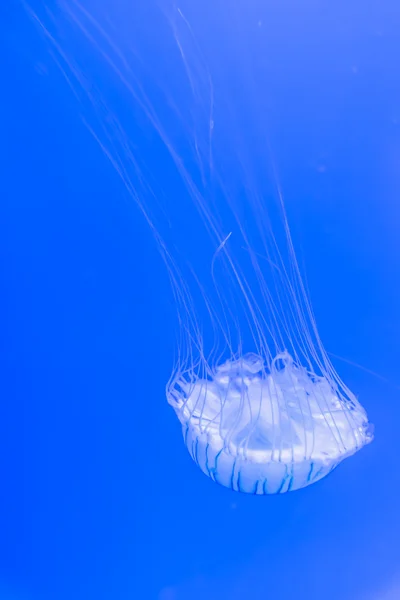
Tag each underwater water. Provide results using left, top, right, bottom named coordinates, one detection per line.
left=1, top=1, right=400, bottom=599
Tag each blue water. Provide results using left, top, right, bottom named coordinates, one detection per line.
left=1, top=2, right=400, bottom=599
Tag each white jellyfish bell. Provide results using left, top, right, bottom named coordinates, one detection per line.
left=168, top=348, right=373, bottom=494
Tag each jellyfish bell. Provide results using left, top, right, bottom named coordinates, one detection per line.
left=167, top=348, right=373, bottom=494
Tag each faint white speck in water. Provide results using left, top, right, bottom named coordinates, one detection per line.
left=317, top=164, right=327, bottom=173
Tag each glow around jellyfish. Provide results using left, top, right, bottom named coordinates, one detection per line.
left=30, top=1, right=374, bottom=494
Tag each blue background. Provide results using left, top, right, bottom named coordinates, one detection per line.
left=1, top=1, right=400, bottom=599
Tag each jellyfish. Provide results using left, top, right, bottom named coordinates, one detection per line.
left=163, top=192, right=374, bottom=494
left=167, top=351, right=373, bottom=495
left=158, top=8, right=373, bottom=494
left=28, top=1, right=374, bottom=494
